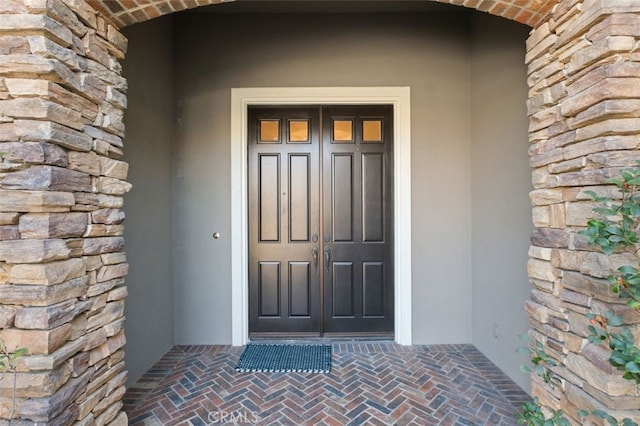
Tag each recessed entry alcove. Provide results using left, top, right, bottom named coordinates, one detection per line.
left=122, top=0, right=531, bottom=391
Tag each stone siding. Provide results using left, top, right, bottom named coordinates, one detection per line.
left=526, top=0, right=640, bottom=422
left=0, top=1, right=128, bottom=424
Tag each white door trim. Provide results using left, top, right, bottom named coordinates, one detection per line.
left=231, top=87, right=412, bottom=345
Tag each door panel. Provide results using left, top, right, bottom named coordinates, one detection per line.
left=258, top=262, right=280, bottom=317
left=289, top=154, right=310, bottom=242
left=332, top=154, right=354, bottom=242
left=249, top=107, right=320, bottom=334
left=248, top=105, right=393, bottom=336
left=363, top=262, right=384, bottom=317
left=362, top=153, right=384, bottom=242
left=322, top=106, right=394, bottom=334
left=289, top=262, right=311, bottom=317
left=258, top=155, right=280, bottom=242
left=332, top=262, right=354, bottom=317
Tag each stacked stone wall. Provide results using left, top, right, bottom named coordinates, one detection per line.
left=525, top=0, right=640, bottom=422
left=0, top=0, right=129, bottom=424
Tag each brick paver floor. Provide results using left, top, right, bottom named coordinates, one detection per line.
left=124, top=343, right=530, bottom=425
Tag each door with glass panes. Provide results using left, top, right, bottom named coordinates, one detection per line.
left=248, top=105, right=393, bottom=336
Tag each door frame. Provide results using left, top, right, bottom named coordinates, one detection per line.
left=231, top=87, right=412, bottom=345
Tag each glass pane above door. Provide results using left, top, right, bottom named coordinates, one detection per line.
left=289, top=120, right=309, bottom=143
left=363, top=120, right=383, bottom=143
left=260, top=119, right=280, bottom=143
left=333, top=120, right=353, bottom=142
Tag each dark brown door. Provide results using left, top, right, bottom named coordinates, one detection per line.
left=248, top=105, right=393, bottom=336
left=321, top=106, right=394, bottom=335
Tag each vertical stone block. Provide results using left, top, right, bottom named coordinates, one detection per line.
left=548, top=203, right=566, bottom=228
left=0, top=305, right=17, bottom=328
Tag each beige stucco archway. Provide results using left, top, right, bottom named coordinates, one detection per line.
left=0, top=0, right=638, bottom=424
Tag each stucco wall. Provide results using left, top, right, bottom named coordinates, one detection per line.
left=172, top=11, right=475, bottom=344
left=470, top=14, right=531, bottom=391
left=122, top=16, right=175, bottom=385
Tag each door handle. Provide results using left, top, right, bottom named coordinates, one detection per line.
left=324, top=247, right=331, bottom=273
left=312, top=246, right=318, bottom=271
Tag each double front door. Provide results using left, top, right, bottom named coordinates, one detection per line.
left=248, top=105, right=394, bottom=336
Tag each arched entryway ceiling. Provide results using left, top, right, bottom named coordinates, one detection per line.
left=87, top=0, right=557, bottom=28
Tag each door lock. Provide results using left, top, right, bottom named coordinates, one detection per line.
left=312, top=246, right=319, bottom=271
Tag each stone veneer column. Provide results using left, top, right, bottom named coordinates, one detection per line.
left=0, top=0, right=129, bottom=424
left=526, top=0, right=640, bottom=422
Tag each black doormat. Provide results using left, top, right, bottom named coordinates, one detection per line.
left=235, top=344, right=332, bottom=373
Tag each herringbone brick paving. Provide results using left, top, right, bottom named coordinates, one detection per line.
left=124, top=343, right=530, bottom=425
